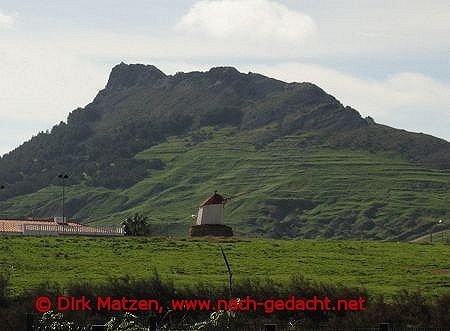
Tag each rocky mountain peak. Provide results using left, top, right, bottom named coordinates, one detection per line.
left=105, top=62, right=166, bottom=90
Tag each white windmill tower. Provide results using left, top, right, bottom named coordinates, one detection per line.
left=189, top=191, right=233, bottom=237
left=196, top=191, right=226, bottom=225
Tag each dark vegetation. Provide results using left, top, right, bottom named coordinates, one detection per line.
left=0, top=272, right=449, bottom=330
left=0, top=63, right=449, bottom=239
left=122, top=213, right=152, bottom=236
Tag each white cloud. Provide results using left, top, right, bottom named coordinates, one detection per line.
left=45, top=1, right=449, bottom=60
left=302, top=1, right=450, bottom=57
left=0, top=11, right=15, bottom=29
left=0, top=38, right=109, bottom=155
left=176, top=0, right=316, bottom=45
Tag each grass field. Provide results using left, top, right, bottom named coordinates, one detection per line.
left=2, top=127, right=449, bottom=241
left=1, top=236, right=449, bottom=299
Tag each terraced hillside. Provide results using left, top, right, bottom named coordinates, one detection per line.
left=2, top=127, right=449, bottom=240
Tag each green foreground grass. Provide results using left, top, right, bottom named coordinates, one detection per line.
left=1, top=236, right=448, bottom=299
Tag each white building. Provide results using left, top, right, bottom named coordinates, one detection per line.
left=196, top=191, right=226, bottom=225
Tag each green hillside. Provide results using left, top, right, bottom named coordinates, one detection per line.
left=2, top=127, right=449, bottom=240
left=0, top=64, right=449, bottom=240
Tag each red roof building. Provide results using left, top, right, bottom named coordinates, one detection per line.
left=190, top=190, right=234, bottom=237
left=197, top=191, right=226, bottom=225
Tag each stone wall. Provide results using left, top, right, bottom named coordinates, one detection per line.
left=189, top=224, right=233, bottom=237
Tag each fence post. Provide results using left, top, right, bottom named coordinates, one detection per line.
left=378, top=322, right=392, bottom=331
left=25, top=313, right=34, bottom=331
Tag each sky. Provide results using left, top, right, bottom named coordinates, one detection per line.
left=0, top=0, right=449, bottom=155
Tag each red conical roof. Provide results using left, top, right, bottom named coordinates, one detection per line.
left=199, top=191, right=225, bottom=207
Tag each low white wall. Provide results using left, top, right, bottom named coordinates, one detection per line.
left=22, top=224, right=124, bottom=236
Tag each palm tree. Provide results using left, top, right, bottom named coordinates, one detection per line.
left=122, top=213, right=151, bottom=236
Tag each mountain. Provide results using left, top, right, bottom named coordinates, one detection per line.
left=0, top=63, right=449, bottom=240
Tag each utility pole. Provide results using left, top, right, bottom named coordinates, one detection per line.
left=0, top=185, right=5, bottom=220
left=58, top=174, right=69, bottom=221
left=220, top=246, right=233, bottom=300
left=0, top=185, right=4, bottom=219
left=438, top=220, right=444, bottom=242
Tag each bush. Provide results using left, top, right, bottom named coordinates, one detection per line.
left=1, top=272, right=450, bottom=329
left=122, top=214, right=152, bottom=236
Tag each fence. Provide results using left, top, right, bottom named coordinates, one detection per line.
left=0, top=221, right=23, bottom=234
left=22, top=224, right=124, bottom=236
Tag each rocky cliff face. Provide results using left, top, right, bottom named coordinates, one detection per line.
left=105, top=63, right=166, bottom=90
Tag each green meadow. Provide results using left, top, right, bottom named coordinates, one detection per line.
left=1, top=236, right=448, bottom=299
